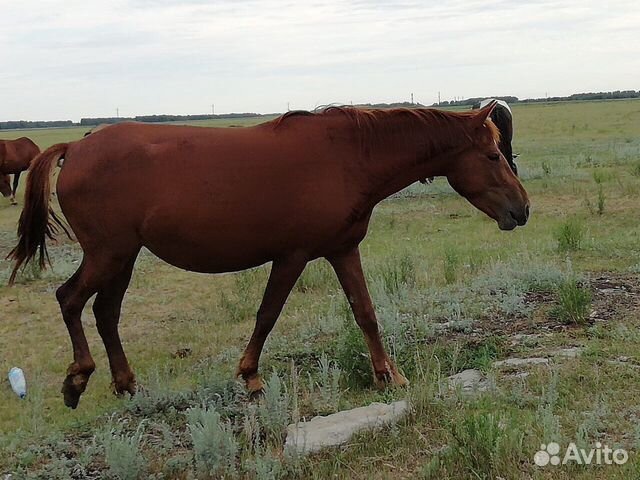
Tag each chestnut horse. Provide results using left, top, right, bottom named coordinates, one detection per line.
left=0, top=137, right=40, bottom=204
left=9, top=102, right=529, bottom=408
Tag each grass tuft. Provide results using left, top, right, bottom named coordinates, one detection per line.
left=187, top=405, right=238, bottom=478
left=551, top=277, right=592, bottom=324
left=555, top=217, right=585, bottom=252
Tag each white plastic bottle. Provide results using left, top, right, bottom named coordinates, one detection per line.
left=8, top=367, right=27, bottom=399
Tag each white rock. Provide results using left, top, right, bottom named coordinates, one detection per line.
left=285, top=401, right=409, bottom=455
left=493, top=357, right=549, bottom=368
left=447, top=369, right=490, bottom=394
left=510, top=334, right=541, bottom=346
left=550, top=347, right=582, bottom=358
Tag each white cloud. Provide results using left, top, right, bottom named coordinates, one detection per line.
left=0, top=0, right=638, bottom=120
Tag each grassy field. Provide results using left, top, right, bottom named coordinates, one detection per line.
left=0, top=99, right=639, bottom=479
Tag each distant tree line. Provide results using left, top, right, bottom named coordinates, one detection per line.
left=354, top=101, right=426, bottom=109
left=518, top=90, right=640, bottom=103
left=1, top=91, right=638, bottom=130
left=0, top=120, right=74, bottom=130
left=434, top=90, right=640, bottom=107
left=435, top=96, right=518, bottom=107
left=79, top=112, right=261, bottom=126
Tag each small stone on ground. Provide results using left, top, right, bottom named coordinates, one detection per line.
left=493, top=357, right=549, bottom=368
left=549, top=347, right=582, bottom=358
left=447, top=369, right=490, bottom=394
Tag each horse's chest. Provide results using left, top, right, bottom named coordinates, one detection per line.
left=319, top=214, right=371, bottom=256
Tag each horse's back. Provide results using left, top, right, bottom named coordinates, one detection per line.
left=0, top=137, right=40, bottom=172
left=57, top=121, right=357, bottom=272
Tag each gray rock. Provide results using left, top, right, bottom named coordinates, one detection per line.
left=550, top=347, right=582, bottom=358
left=493, top=357, right=549, bottom=368
left=447, top=369, right=490, bottom=394
left=510, top=334, right=541, bottom=346
left=285, top=400, right=409, bottom=455
left=607, top=356, right=640, bottom=369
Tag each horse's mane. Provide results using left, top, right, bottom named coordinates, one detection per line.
left=272, top=106, right=500, bottom=154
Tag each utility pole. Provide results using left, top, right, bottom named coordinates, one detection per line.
left=116, top=107, right=119, bottom=118
left=438, top=91, right=441, bottom=105
left=211, top=104, right=215, bottom=115
left=287, top=102, right=290, bottom=111
left=411, top=93, right=414, bottom=104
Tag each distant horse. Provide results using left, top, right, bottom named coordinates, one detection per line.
left=9, top=102, right=529, bottom=408
left=0, top=137, right=40, bottom=204
left=473, top=99, right=518, bottom=174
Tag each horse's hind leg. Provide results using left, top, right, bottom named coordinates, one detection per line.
left=93, top=253, right=139, bottom=397
left=237, top=254, right=307, bottom=394
left=58, top=251, right=137, bottom=408
left=328, top=248, right=408, bottom=388
left=57, top=261, right=98, bottom=409
left=10, top=172, right=21, bottom=205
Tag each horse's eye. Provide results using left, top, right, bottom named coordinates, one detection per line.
left=488, top=153, right=500, bottom=161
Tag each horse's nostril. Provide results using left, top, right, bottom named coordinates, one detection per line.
left=525, top=204, right=530, bottom=220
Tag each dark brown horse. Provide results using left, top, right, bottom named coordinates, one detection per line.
left=0, top=137, right=40, bottom=204
left=9, top=102, right=529, bottom=408
left=473, top=98, right=518, bottom=174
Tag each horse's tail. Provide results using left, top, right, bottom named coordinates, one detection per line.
left=7, top=143, right=71, bottom=285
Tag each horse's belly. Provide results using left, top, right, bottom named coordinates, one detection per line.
left=148, top=249, right=271, bottom=273
left=143, top=234, right=274, bottom=273
left=139, top=208, right=335, bottom=273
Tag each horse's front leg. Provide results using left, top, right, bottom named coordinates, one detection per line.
left=10, top=172, right=21, bottom=205
left=328, top=248, right=408, bottom=388
left=237, top=253, right=307, bottom=395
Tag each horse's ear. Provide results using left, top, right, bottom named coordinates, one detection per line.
left=473, top=100, right=497, bottom=127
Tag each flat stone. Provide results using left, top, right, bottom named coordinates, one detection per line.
left=434, top=321, right=451, bottom=331
left=607, top=359, right=640, bottom=369
left=447, top=369, right=490, bottom=394
left=493, top=357, right=549, bottom=368
left=512, top=334, right=541, bottom=341
left=284, top=400, right=409, bottom=455
left=550, top=347, right=582, bottom=358
left=510, top=334, right=541, bottom=346
left=598, top=288, right=621, bottom=294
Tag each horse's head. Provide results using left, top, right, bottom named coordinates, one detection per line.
left=446, top=102, right=529, bottom=230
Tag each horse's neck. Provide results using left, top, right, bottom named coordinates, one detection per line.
left=357, top=117, right=466, bottom=207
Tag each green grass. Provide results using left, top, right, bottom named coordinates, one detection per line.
left=555, top=217, right=586, bottom=252
left=1, top=99, right=640, bottom=478
left=552, top=278, right=592, bottom=325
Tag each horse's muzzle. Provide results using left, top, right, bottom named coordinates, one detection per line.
left=498, top=203, right=529, bottom=230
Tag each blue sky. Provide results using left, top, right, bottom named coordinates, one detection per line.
left=0, top=0, right=638, bottom=121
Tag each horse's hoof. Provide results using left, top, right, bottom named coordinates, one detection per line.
left=111, top=372, right=137, bottom=397
left=244, top=374, right=265, bottom=399
left=248, top=388, right=265, bottom=401
left=61, top=374, right=90, bottom=409
left=374, top=368, right=409, bottom=389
